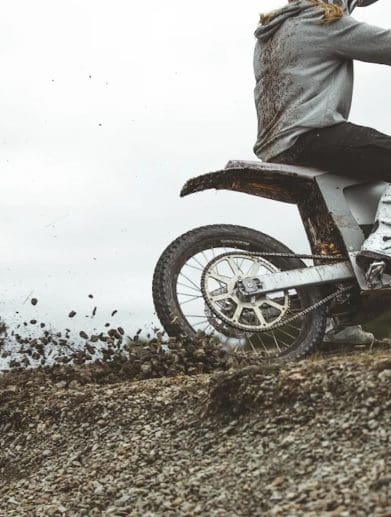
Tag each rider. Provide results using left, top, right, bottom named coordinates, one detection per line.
left=254, top=0, right=388, bottom=264
left=254, top=0, right=385, bottom=342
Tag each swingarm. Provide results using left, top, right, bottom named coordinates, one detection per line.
left=236, top=261, right=354, bottom=300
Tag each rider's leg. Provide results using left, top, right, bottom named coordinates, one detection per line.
left=274, top=122, right=391, bottom=183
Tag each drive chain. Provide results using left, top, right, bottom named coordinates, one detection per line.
left=200, top=251, right=354, bottom=333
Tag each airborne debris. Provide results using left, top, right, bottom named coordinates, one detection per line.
left=31, top=298, right=38, bottom=306
left=68, top=311, right=77, bottom=318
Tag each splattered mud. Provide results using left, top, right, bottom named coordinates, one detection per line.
left=0, top=294, right=158, bottom=371
left=0, top=297, right=261, bottom=378
left=1, top=343, right=390, bottom=515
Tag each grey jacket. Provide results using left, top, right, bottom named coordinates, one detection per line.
left=254, top=0, right=388, bottom=162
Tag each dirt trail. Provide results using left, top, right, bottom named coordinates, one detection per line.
left=1, top=347, right=390, bottom=516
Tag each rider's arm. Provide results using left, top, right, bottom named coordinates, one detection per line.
left=330, top=15, right=391, bottom=66
left=357, top=0, right=377, bottom=7
left=357, top=0, right=380, bottom=6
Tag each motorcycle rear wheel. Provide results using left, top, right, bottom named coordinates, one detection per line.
left=152, top=225, right=328, bottom=361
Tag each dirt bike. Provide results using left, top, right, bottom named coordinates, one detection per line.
left=153, top=160, right=391, bottom=361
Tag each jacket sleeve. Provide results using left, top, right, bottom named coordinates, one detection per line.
left=331, top=16, right=391, bottom=66
left=358, top=0, right=380, bottom=6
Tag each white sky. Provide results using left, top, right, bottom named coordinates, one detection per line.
left=0, top=0, right=389, bottom=336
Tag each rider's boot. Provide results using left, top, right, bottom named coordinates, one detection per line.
left=323, top=323, right=375, bottom=346
left=357, top=184, right=391, bottom=273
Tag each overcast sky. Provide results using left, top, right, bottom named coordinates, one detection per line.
left=0, top=0, right=389, bottom=336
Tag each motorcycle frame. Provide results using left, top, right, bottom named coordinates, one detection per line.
left=181, top=160, right=391, bottom=323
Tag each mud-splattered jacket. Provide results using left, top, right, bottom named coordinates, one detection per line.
left=254, top=0, right=388, bottom=161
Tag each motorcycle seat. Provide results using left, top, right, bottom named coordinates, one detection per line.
left=225, top=160, right=325, bottom=180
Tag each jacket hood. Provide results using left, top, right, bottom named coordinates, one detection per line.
left=255, top=0, right=380, bottom=43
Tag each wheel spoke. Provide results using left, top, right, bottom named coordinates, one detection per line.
left=275, top=332, right=289, bottom=348
left=201, top=251, right=210, bottom=264
left=277, top=327, right=297, bottom=340
left=177, top=282, right=201, bottom=293
left=193, top=256, right=206, bottom=269
left=177, top=292, right=203, bottom=298
left=270, top=331, right=282, bottom=353
left=192, top=319, right=209, bottom=327
left=179, top=296, right=203, bottom=306
left=286, top=323, right=302, bottom=332
left=179, top=272, right=200, bottom=291
left=248, top=335, right=258, bottom=355
left=257, top=333, right=271, bottom=356
left=183, top=262, right=203, bottom=272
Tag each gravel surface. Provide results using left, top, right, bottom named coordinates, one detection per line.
left=1, top=345, right=390, bottom=516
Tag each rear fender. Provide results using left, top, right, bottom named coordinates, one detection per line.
left=180, top=160, right=323, bottom=205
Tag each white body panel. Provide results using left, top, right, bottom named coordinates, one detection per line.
left=344, top=182, right=388, bottom=226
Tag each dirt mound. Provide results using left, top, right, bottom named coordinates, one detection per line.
left=1, top=349, right=390, bottom=516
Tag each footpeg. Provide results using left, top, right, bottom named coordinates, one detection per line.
left=365, top=260, right=386, bottom=289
